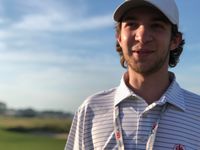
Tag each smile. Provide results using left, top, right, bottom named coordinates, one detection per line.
left=132, top=49, right=154, bottom=56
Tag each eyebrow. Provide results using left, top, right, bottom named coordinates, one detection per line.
left=152, top=17, right=170, bottom=24
left=121, top=16, right=137, bottom=22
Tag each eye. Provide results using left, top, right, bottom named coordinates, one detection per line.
left=151, top=22, right=166, bottom=31
left=125, top=21, right=138, bottom=29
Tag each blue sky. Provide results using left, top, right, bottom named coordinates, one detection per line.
left=0, top=0, right=199, bottom=113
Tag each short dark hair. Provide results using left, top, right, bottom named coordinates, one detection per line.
left=115, top=23, right=185, bottom=68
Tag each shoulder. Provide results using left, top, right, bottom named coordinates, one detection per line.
left=181, top=88, right=200, bottom=112
left=181, top=88, right=200, bottom=101
left=77, top=87, right=117, bottom=114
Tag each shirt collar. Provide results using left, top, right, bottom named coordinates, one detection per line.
left=163, top=73, right=186, bottom=111
left=114, top=72, right=186, bottom=111
left=114, top=73, right=134, bottom=106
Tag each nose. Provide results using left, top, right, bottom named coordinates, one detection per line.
left=135, top=25, right=153, bottom=44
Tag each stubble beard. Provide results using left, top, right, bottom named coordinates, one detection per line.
left=125, top=48, right=170, bottom=76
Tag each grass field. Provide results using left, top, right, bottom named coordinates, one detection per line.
left=0, top=129, right=66, bottom=150
left=0, top=116, right=72, bottom=150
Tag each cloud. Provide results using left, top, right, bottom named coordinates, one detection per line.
left=0, top=56, right=122, bottom=112
left=0, top=50, right=79, bottom=65
left=0, top=0, right=118, bottom=112
left=0, top=0, right=113, bottom=34
left=11, top=12, right=113, bottom=32
left=0, top=0, right=114, bottom=54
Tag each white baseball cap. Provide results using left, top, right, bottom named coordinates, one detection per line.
left=113, top=0, right=179, bottom=26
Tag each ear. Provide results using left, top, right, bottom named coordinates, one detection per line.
left=116, top=32, right=122, bottom=47
left=170, top=33, right=182, bottom=51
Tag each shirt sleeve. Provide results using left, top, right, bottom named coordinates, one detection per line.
left=64, top=109, right=84, bottom=150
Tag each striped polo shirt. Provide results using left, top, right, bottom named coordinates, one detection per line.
left=65, top=72, right=200, bottom=150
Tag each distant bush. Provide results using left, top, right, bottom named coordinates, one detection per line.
left=16, top=108, right=37, bottom=117
left=6, top=126, right=64, bottom=133
left=0, top=116, right=72, bottom=134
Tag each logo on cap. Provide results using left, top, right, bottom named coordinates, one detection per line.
left=174, top=144, right=185, bottom=150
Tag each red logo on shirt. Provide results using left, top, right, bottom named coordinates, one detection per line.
left=115, top=131, right=121, bottom=139
left=174, top=144, right=185, bottom=150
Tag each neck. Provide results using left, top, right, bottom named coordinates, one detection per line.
left=125, top=68, right=171, bottom=104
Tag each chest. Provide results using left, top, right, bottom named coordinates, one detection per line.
left=87, top=102, right=200, bottom=150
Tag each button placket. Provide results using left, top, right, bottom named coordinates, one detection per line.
left=136, top=114, right=150, bottom=145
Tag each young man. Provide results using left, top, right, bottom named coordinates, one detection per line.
left=65, top=0, right=200, bottom=149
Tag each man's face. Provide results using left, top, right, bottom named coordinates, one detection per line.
left=117, top=6, right=179, bottom=76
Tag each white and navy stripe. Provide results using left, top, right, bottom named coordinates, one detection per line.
left=65, top=72, right=200, bottom=150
